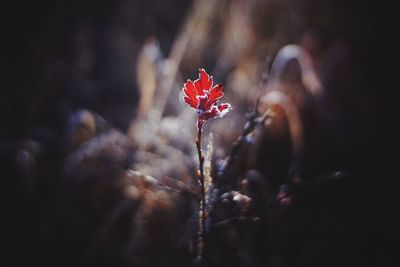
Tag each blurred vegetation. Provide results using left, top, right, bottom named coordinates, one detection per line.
left=0, top=0, right=393, bottom=267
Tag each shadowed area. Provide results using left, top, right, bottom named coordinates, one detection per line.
left=0, top=0, right=393, bottom=267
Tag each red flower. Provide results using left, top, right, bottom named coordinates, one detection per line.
left=182, top=68, right=232, bottom=128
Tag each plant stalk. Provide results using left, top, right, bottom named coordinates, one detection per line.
left=196, top=123, right=206, bottom=264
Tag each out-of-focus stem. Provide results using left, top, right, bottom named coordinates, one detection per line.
left=195, top=123, right=206, bottom=263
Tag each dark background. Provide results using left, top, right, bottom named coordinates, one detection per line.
left=0, top=0, right=395, bottom=267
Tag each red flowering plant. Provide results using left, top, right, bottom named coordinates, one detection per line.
left=183, top=68, right=232, bottom=129
left=182, top=68, right=231, bottom=263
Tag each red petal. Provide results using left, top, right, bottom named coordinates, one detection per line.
left=183, top=80, right=198, bottom=108
left=217, top=103, right=232, bottom=117
left=209, top=83, right=224, bottom=104
left=197, top=95, right=208, bottom=111
left=183, top=80, right=196, bottom=97
left=183, top=96, right=192, bottom=106
left=197, top=102, right=232, bottom=127
left=218, top=103, right=230, bottom=110
left=194, top=68, right=213, bottom=95
left=200, top=68, right=213, bottom=91
left=199, top=107, right=219, bottom=122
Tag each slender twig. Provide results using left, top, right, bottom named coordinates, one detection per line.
left=217, top=98, right=272, bottom=182
left=195, top=124, right=206, bottom=263
left=217, top=54, right=273, bottom=181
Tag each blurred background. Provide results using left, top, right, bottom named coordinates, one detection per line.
left=0, top=0, right=394, bottom=267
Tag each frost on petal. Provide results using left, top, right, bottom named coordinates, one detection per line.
left=198, top=103, right=231, bottom=122
left=217, top=103, right=232, bottom=118
left=194, top=68, right=213, bottom=95
left=183, top=80, right=198, bottom=108
left=199, top=68, right=213, bottom=91
left=209, top=83, right=224, bottom=105
left=182, top=68, right=232, bottom=127
left=197, top=95, right=209, bottom=111
left=198, top=107, right=220, bottom=122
